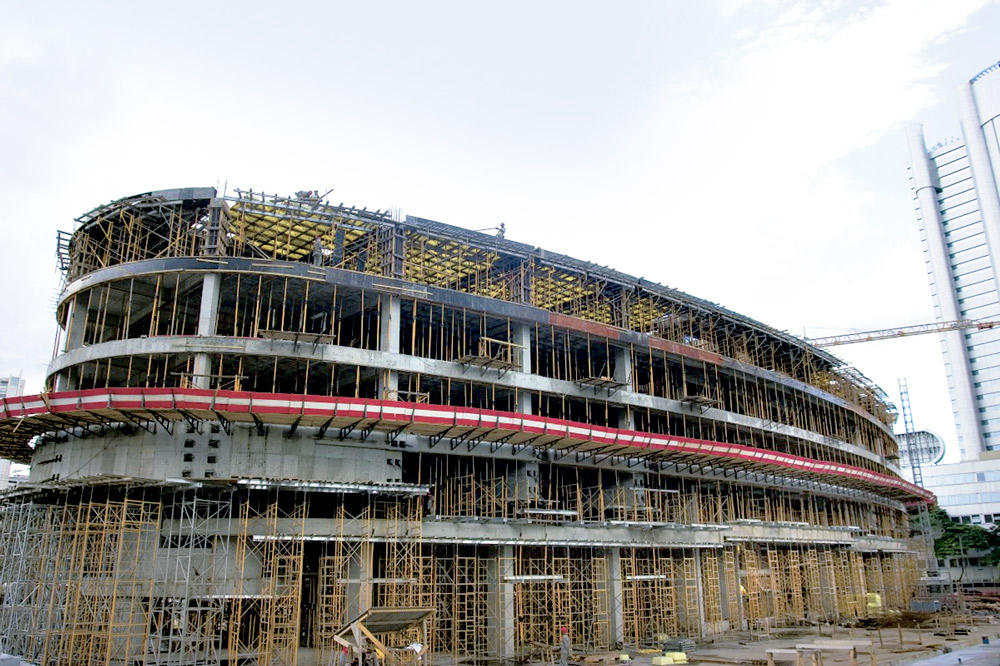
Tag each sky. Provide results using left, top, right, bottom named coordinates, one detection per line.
left=1, top=0, right=999, bottom=464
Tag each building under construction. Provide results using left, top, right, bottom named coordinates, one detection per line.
left=0, top=187, right=932, bottom=665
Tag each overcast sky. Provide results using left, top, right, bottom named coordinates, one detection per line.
left=2, top=0, right=999, bottom=463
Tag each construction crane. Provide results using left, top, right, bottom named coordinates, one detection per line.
left=899, top=378, right=940, bottom=582
left=806, top=318, right=999, bottom=348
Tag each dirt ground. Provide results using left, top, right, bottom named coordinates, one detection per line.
left=651, top=618, right=1000, bottom=666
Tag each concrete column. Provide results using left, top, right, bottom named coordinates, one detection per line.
left=614, top=346, right=634, bottom=429
left=56, top=296, right=87, bottom=391
left=959, top=81, right=1000, bottom=302
left=514, top=322, right=532, bottom=414
left=63, top=295, right=87, bottom=353
left=729, top=546, right=746, bottom=631
left=378, top=294, right=401, bottom=398
left=715, top=550, right=733, bottom=632
left=620, top=474, right=642, bottom=513
left=487, top=546, right=517, bottom=659
left=907, top=124, right=985, bottom=459
left=346, top=545, right=373, bottom=620
left=718, top=549, right=731, bottom=628
left=192, top=273, right=222, bottom=390
left=54, top=371, right=78, bottom=391
left=606, top=547, right=625, bottom=646
left=509, top=461, right=539, bottom=503
left=694, top=549, right=707, bottom=637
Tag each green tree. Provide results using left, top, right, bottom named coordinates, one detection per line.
left=916, top=506, right=1000, bottom=580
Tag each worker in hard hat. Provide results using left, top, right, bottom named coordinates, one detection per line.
left=559, top=626, right=571, bottom=666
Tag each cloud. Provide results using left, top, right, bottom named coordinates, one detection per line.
left=610, top=0, right=990, bottom=316
left=0, top=0, right=994, bottom=460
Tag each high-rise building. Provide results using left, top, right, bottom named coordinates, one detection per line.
left=907, top=59, right=1000, bottom=461
left=0, top=373, right=25, bottom=401
left=0, top=373, right=24, bottom=488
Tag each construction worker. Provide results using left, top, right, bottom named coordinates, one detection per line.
left=332, top=646, right=350, bottom=666
left=559, top=626, right=571, bottom=666
left=313, top=235, right=324, bottom=266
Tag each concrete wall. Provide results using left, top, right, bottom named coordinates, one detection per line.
left=30, top=423, right=400, bottom=484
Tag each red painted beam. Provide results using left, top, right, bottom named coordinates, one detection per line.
left=0, top=389, right=934, bottom=504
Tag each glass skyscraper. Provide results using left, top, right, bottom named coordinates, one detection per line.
left=908, top=60, right=1000, bottom=460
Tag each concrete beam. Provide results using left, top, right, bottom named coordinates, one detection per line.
left=47, top=335, right=892, bottom=472
left=53, top=256, right=895, bottom=441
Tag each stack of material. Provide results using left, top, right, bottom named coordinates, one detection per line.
left=651, top=652, right=688, bottom=666
left=580, top=653, right=622, bottom=665
left=664, top=639, right=697, bottom=652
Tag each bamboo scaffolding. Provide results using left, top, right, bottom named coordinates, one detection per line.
left=228, top=491, right=307, bottom=666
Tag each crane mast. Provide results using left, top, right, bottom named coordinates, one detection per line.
left=899, top=378, right=938, bottom=580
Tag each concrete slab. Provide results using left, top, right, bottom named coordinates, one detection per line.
left=905, top=644, right=1000, bottom=666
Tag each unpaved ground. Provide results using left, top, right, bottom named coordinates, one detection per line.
left=666, top=622, right=1000, bottom=666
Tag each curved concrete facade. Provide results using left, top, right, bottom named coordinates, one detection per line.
left=0, top=188, right=926, bottom=666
